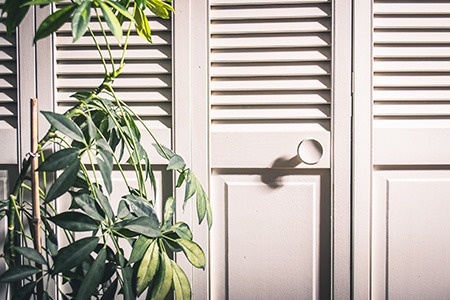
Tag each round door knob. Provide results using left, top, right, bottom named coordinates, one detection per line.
left=297, top=138, right=323, bottom=165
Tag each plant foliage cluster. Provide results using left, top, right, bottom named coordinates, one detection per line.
left=0, top=0, right=212, bottom=299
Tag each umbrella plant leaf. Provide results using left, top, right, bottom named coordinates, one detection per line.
left=171, top=260, right=191, bottom=300
left=35, top=4, right=76, bottom=42
left=38, top=148, right=79, bottom=172
left=177, top=239, right=205, bottom=269
left=72, top=0, right=91, bottom=42
left=136, top=239, right=159, bottom=295
left=42, top=111, right=84, bottom=142
left=0, top=266, right=39, bottom=283
left=53, top=237, right=99, bottom=274
left=76, top=248, right=106, bottom=300
left=15, top=246, right=47, bottom=265
left=45, top=157, right=80, bottom=202
left=49, top=211, right=99, bottom=232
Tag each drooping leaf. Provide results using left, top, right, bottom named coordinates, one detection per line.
left=98, top=1, right=123, bottom=43
left=101, top=278, right=118, bottom=300
left=35, top=4, right=77, bottom=42
left=167, top=154, right=186, bottom=171
left=86, top=114, right=97, bottom=142
left=129, top=236, right=152, bottom=264
left=72, top=192, right=104, bottom=222
left=42, top=111, right=84, bottom=142
left=184, top=170, right=196, bottom=204
left=45, top=157, right=80, bottom=202
left=38, top=148, right=79, bottom=172
left=115, top=216, right=161, bottom=238
left=146, top=0, right=173, bottom=19
left=177, top=239, right=205, bottom=269
left=152, top=143, right=174, bottom=160
left=98, top=148, right=113, bottom=194
left=94, top=187, right=114, bottom=220
left=196, top=185, right=207, bottom=225
left=133, top=4, right=151, bottom=42
left=49, top=211, right=99, bottom=232
left=172, top=222, right=193, bottom=240
left=72, top=1, right=91, bottom=42
left=161, top=196, right=175, bottom=231
left=176, top=171, right=186, bottom=188
left=22, top=0, right=63, bottom=6
left=53, top=237, right=99, bottom=274
left=123, top=194, right=157, bottom=219
left=149, top=251, right=172, bottom=300
left=105, top=0, right=133, bottom=20
left=117, top=200, right=132, bottom=219
left=135, top=0, right=146, bottom=10
left=171, top=260, right=191, bottom=300
left=0, top=265, right=39, bottom=283
left=12, top=281, right=37, bottom=300
left=136, top=240, right=159, bottom=295
left=121, top=266, right=135, bottom=300
left=3, top=0, right=29, bottom=35
left=77, top=248, right=106, bottom=300
left=15, top=246, right=47, bottom=265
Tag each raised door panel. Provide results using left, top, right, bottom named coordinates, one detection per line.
left=373, top=171, right=450, bottom=300
left=210, top=171, right=330, bottom=300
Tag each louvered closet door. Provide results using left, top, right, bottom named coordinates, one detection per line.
left=209, top=1, right=332, bottom=298
left=54, top=3, right=173, bottom=211
left=370, top=1, right=450, bottom=298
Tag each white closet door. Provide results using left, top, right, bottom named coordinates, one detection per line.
left=209, top=1, right=334, bottom=298
left=354, top=1, right=450, bottom=299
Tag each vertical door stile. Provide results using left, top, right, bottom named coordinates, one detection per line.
left=332, top=0, right=352, bottom=299
left=352, top=0, right=373, bottom=299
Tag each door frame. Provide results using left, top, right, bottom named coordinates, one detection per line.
left=173, top=0, right=353, bottom=298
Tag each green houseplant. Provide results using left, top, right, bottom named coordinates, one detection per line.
left=0, top=0, right=212, bottom=299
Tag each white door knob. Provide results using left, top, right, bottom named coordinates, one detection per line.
left=297, top=138, right=323, bottom=165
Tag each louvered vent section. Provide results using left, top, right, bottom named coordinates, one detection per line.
left=210, top=0, right=331, bottom=131
left=0, top=0, right=18, bottom=164
left=373, top=1, right=450, bottom=119
left=55, top=4, right=172, bottom=156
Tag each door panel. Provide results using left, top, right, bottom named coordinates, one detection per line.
left=211, top=171, right=330, bottom=299
left=373, top=171, right=450, bottom=300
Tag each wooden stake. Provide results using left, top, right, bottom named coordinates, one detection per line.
left=31, top=98, right=41, bottom=253
left=31, top=98, right=43, bottom=299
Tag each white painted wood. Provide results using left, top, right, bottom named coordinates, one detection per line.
left=331, top=0, right=352, bottom=298
left=352, top=0, right=373, bottom=298
left=373, top=171, right=450, bottom=299
left=210, top=172, right=329, bottom=299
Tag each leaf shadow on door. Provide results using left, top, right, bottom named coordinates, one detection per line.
left=261, top=155, right=303, bottom=189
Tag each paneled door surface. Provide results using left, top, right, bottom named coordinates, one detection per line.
left=205, top=0, right=351, bottom=298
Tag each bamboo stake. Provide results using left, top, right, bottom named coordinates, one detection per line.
left=31, top=98, right=43, bottom=299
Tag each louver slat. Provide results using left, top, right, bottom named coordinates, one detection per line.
left=210, top=1, right=332, bottom=124
left=55, top=8, right=172, bottom=162
left=373, top=1, right=450, bottom=165
left=0, top=0, right=18, bottom=164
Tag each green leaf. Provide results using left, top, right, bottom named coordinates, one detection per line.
left=172, top=222, right=192, bottom=240
left=95, top=187, right=114, bottom=220
left=77, top=248, right=106, bottom=300
left=116, top=216, right=161, bottom=238
left=123, top=194, right=157, bottom=219
left=0, top=265, right=39, bottom=283
left=42, top=111, right=84, bottom=142
left=176, top=171, right=186, bottom=188
left=98, top=148, right=113, bottom=194
left=45, top=157, right=80, bottom=202
left=49, top=211, right=99, bottom=232
left=12, top=281, right=37, bottom=300
left=149, top=251, right=173, bottom=300
left=167, top=154, right=186, bottom=171
left=101, top=278, right=118, bottom=300
left=3, top=0, right=29, bottom=35
left=136, top=240, right=159, bottom=295
left=35, top=4, right=76, bottom=42
left=184, top=170, right=196, bottom=204
left=38, top=148, right=79, bottom=172
left=196, top=184, right=207, bottom=225
left=117, top=200, right=132, bottom=219
left=98, top=1, right=123, bottom=43
left=135, top=0, right=146, bottom=10
left=22, top=0, right=63, bottom=6
left=72, top=1, right=91, bottom=42
left=152, top=143, right=174, bottom=159
left=15, top=246, right=46, bottom=265
left=121, top=266, right=135, bottom=300
left=105, top=0, right=133, bottom=21
left=129, top=236, right=152, bottom=264
left=177, top=239, right=205, bottom=269
left=53, top=237, right=99, bottom=274
left=134, top=2, right=152, bottom=43
left=161, top=196, right=175, bottom=231
left=72, top=192, right=104, bottom=222
left=171, top=260, right=191, bottom=300
left=146, top=0, right=173, bottom=19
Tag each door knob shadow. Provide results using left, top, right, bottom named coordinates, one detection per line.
left=261, top=155, right=303, bottom=189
